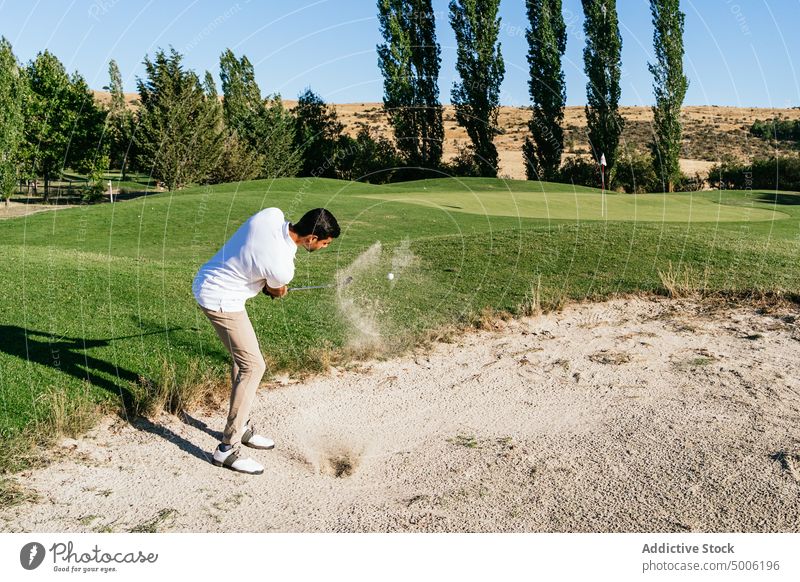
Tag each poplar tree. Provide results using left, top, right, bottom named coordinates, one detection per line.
left=219, top=49, right=301, bottom=178
left=449, top=0, right=505, bottom=177
left=523, top=0, right=567, bottom=181
left=648, top=0, right=688, bottom=192
left=377, top=0, right=444, bottom=172
left=104, top=59, right=136, bottom=177
left=219, top=49, right=263, bottom=148
left=582, top=0, right=624, bottom=180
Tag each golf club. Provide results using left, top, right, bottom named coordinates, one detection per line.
left=288, top=275, right=354, bottom=292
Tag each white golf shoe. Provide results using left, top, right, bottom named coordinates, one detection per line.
left=241, top=423, right=275, bottom=450
left=212, top=445, right=264, bottom=475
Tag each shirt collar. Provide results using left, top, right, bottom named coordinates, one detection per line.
left=283, top=221, right=297, bottom=253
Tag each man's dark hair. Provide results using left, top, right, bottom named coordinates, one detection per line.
left=292, top=208, right=340, bottom=239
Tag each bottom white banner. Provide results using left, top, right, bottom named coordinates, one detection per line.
left=1, top=533, right=797, bottom=581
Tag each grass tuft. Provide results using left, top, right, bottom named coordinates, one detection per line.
left=37, top=384, right=103, bottom=439
left=519, top=275, right=543, bottom=317
left=448, top=434, right=480, bottom=449
left=0, top=477, right=39, bottom=509
left=131, top=358, right=228, bottom=418
left=128, top=508, right=179, bottom=533
left=658, top=261, right=710, bottom=298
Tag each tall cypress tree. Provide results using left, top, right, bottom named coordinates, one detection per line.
left=582, top=0, right=624, bottom=180
left=649, top=0, right=688, bottom=192
left=107, top=59, right=126, bottom=113
left=219, top=49, right=263, bottom=148
left=377, top=0, right=444, bottom=171
left=523, top=0, right=567, bottom=181
left=449, top=0, right=504, bottom=177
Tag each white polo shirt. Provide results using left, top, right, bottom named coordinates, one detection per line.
left=193, top=208, right=297, bottom=312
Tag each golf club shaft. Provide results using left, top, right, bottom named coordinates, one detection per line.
left=288, top=284, right=336, bottom=291
left=287, top=276, right=353, bottom=292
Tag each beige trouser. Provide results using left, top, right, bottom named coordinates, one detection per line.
left=200, top=306, right=267, bottom=447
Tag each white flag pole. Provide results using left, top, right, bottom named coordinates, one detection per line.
left=600, top=153, right=607, bottom=218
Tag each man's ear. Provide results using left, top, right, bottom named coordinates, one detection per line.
left=307, top=234, right=319, bottom=244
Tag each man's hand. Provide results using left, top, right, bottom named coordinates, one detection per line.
left=263, top=283, right=288, bottom=299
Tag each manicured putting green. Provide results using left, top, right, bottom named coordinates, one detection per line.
left=359, top=178, right=785, bottom=223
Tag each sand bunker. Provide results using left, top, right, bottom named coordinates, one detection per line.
left=3, top=296, right=799, bottom=532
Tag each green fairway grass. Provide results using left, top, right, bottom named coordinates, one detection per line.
left=1, top=177, right=798, bottom=474
left=360, top=178, right=785, bottom=222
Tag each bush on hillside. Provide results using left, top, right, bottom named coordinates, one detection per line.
left=709, top=155, right=800, bottom=191
left=750, top=118, right=800, bottom=143
left=442, top=145, right=483, bottom=178
left=615, top=150, right=659, bottom=193
left=336, top=128, right=401, bottom=184
left=675, top=171, right=706, bottom=192
left=556, top=157, right=599, bottom=188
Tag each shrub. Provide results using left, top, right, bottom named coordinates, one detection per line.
left=615, top=150, right=659, bottom=193
left=336, top=128, right=400, bottom=184
left=206, top=132, right=263, bottom=185
left=675, top=171, right=706, bottom=192
left=709, top=155, right=800, bottom=191
left=750, top=118, right=800, bottom=143
left=82, top=163, right=109, bottom=203
left=442, top=145, right=482, bottom=177
left=557, top=157, right=599, bottom=188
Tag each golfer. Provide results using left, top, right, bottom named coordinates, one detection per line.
left=193, top=207, right=340, bottom=474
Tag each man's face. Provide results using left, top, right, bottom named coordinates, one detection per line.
left=303, top=236, right=334, bottom=252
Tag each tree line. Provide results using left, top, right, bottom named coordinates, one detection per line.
left=377, top=0, right=689, bottom=191
left=1, top=0, right=691, bottom=201
left=0, top=43, right=399, bottom=201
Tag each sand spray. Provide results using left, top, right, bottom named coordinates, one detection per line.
left=334, top=239, right=418, bottom=351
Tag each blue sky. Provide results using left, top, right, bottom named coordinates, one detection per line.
left=0, top=0, right=798, bottom=107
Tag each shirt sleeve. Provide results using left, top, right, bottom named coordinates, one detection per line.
left=262, top=263, right=294, bottom=289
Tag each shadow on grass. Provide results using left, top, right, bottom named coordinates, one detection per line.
left=755, top=193, right=800, bottom=205
left=0, top=325, right=219, bottom=466
left=0, top=325, right=139, bottom=411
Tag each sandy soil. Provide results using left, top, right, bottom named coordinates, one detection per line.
left=3, top=296, right=799, bottom=533
left=0, top=201, right=76, bottom=220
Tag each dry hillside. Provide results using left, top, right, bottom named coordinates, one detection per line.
left=95, top=91, right=800, bottom=180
